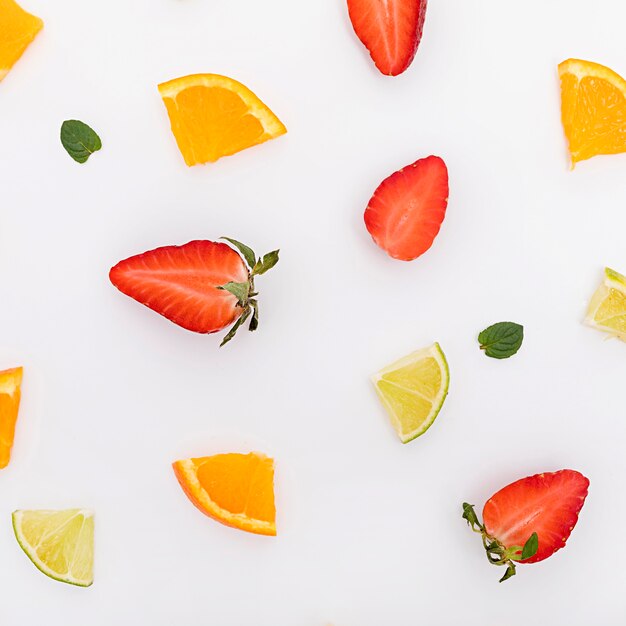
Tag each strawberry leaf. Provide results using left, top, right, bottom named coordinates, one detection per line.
left=249, top=300, right=259, bottom=331
left=462, top=503, right=482, bottom=531
left=220, top=307, right=252, bottom=347
left=521, top=532, right=538, bottom=560
left=462, top=501, right=528, bottom=581
left=478, top=322, right=524, bottom=359
left=221, top=237, right=257, bottom=269
left=499, top=563, right=516, bottom=583
left=252, top=250, right=279, bottom=276
left=506, top=546, right=524, bottom=561
left=218, top=281, right=250, bottom=305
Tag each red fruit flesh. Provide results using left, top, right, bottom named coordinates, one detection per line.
left=483, top=470, right=589, bottom=564
left=347, top=0, right=427, bottom=76
left=364, top=155, right=448, bottom=261
left=109, top=240, right=249, bottom=334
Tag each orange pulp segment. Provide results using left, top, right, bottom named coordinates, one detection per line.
left=172, top=452, right=276, bottom=536
left=158, top=74, right=287, bottom=166
left=559, top=58, right=626, bottom=166
left=0, top=0, right=43, bottom=82
left=0, top=367, right=22, bottom=468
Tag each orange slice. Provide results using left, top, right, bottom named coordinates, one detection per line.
left=172, top=452, right=276, bottom=536
left=0, top=367, right=23, bottom=468
left=158, top=74, right=287, bottom=166
left=0, top=0, right=43, bottom=82
left=559, top=58, right=626, bottom=166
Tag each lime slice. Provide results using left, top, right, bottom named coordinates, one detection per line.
left=585, top=267, right=626, bottom=340
left=12, top=509, right=94, bottom=587
left=372, top=342, right=450, bottom=443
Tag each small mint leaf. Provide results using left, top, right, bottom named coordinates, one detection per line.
left=60, top=120, right=102, bottom=163
left=220, top=307, right=251, bottom=347
left=521, top=532, right=538, bottom=560
left=249, top=300, right=259, bottom=331
left=499, top=563, right=516, bottom=583
left=221, top=237, right=256, bottom=269
left=478, top=322, right=524, bottom=359
left=252, top=250, right=279, bottom=276
left=218, top=281, right=250, bottom=305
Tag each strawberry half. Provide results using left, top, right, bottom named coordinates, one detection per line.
left=347, top=0, right=428, bottom=76
left=109, top=238, right=279, bottom=346
left=364, top=155, right=448, bottom=261
left=462, top=470, right=589, bottom=582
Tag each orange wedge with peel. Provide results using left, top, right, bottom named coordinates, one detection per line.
left=173, top=452, right=276, bottom=536
left=559, top=58, right=626, bottom=166
left=158, top=74, right=286, bottom=166
left=0, top=366, right=23, bottom=468
left=0, top=0, right=43, bottom=82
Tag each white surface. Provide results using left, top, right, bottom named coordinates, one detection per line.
left=1, top=0, right=625, bottom=624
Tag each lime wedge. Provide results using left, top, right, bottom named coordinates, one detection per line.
left=372, top=342, right=450, bottom=443
left=585, top=267, right=626, bottom=340
left=12, top=509, right=94, bottom=587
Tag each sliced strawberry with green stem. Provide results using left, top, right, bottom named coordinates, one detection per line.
left=347, top=0, right=428, bottom=76
left=109, top=238, right=279, bottom=346
left=462, top=469, right=589, bottom=582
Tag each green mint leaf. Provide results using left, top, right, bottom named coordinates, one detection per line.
left=252, top=250, right=279, bottom=276
left=221, top=237, right=256, bottom=269
left=499, top=563, right=516, bottom=583
left=478, top=321, right=524, bottom=359
left=220, top=307, right=251, bottom=347
left=249, top=300, right=259, bottom=332
left=521, top=532, right=538, bottom=560
left=217, top=281, right=250, bottom=305
left=60, top=120, right=102, bottom=163
left=461, top=502, right=482, bottom=530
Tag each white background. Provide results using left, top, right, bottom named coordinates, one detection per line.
left=1, top=0, right=625, bottom=623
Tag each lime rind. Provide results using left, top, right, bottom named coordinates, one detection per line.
left=585, top=267, right=626, bottom=341
left=604, top=267, right=626, bottom=289
left=12, top=509, right=94, bottom=587
left=372, top=343, right=450, bottom=444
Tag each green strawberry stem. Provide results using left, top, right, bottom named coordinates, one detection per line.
left=462, top=503, right=538, bottom=583
left=218, top=238, right=280, bottom=346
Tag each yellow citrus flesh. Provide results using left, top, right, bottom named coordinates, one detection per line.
left=559, top=59, right=626, bottom=165
left=585, top=267, right=626, bottom=340
left=158, top=74, right=286, bottom=166
left=0, top=0, right=43, bottom=81
left=13, top=509, right=94, bottom=587
left=372, top=343, right=450, bottom=443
